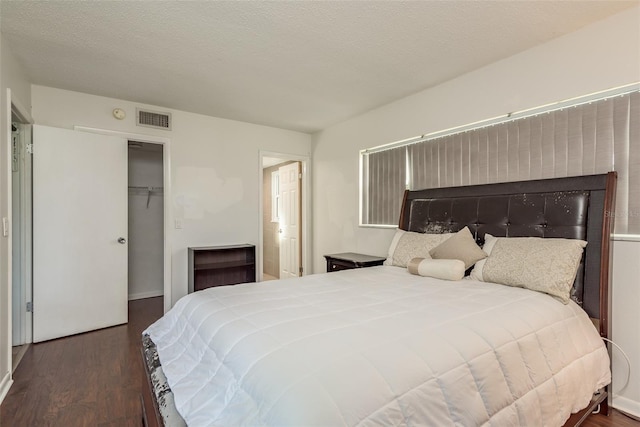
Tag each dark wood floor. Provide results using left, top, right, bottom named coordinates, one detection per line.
left=0, top=297, right=163, bottom=427
left=0, top=296, right=638, bottom=427
left=586, top=409, right=640, bottom=427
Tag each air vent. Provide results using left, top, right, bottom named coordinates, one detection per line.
left=136, top=108, right=172, bottom=130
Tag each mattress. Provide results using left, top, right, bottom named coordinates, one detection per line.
left=145, top=266, right=610, bottom=427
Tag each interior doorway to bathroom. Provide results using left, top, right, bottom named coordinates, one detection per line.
left=260, top=153, right=310, bottom=281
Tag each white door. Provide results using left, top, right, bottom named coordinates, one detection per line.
left=33, top=125, right=128, bottom=342
left=279, top=162, right=301, bottom=279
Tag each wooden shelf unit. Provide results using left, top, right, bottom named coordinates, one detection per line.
left=188, top=244, right=256, bottom=293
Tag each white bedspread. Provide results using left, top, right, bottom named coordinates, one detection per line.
left=145, top=266, right=610, bottom=427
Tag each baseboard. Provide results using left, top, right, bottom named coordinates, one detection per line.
left=613, top=395, right=640, bottom=419
left=0, top=371, right=13, bottom=405
left=128, top=290, right=164, bottom=301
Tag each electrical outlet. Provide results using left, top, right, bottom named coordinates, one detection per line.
left=175, top=218, right=183, bottom=229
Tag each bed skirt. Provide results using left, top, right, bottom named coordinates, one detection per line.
left=141, top=334, right=186, bottom=427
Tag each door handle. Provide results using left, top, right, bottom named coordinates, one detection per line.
left=118, top=237, right=127, bottom=244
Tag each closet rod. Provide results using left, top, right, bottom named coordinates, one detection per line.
left=128, top=185, right=164, bottom=191
left=128, top=186, right=163, bottom=208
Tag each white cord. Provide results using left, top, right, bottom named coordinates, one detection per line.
left=601, top=337, right=631, bottom=394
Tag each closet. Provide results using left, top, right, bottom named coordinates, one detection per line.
left=128, top=141, right=164, bottom=300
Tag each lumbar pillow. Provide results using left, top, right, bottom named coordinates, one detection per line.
left=469, top=234, right=587, bottom=304
left=407, top=258, right=465, bottom=281
left=429, top=226, right=487, bottom=269
left=383, top=229, right=453, bottom=268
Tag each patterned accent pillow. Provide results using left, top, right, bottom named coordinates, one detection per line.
left=429, top=226, right=487, bottom=269
left=383, top=229, right=453, bottom=268
left=469, top=234, right=587, bottom=304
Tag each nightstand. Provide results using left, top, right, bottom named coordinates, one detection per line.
left=324, top=252, right=386, bottom=273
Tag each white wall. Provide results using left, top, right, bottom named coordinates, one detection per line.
left=128, top=145, right=164, bottom=300
left=31, top=85, right=312, bottom=306
left=312, top=6, right=640, bottom=415
left=0, top=34, right=32, bottom=401
left=611, top=239, right=640, bottom=416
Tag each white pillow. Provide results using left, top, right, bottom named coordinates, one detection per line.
left=469, top=234, right=498, bottom=281
left=383, top=229, right=406, bottom=266
left=383, top=229, right=453, bottom=268
left=407, top=258, right=465, bottom=281
left=470, top=234, right=587, bottom=304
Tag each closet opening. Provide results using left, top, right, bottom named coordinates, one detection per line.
left=128, top=141, right=164, bottom=301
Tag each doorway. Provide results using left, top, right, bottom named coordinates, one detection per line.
left=74, top=126, right=172, bottom=313
left=128, top=141, right=164, bottom=300
left=260, top=153, right=310, bottom=281
left=11, top=126, right=170, bottom=350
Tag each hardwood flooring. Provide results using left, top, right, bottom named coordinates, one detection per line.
left=11, top=343, right=29, bottom=373
left=586, top=409, right=640, bottom=427
left=0, top=295, right=638, bottom=427
left=0, top=297, right=163, bottom=427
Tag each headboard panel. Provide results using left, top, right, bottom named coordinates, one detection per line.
left=398, top=172, right=616, bottom=337
left=406, top=191, right=589, bottom=241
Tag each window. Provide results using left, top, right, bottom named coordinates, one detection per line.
left=360, top=86, right=640, bottom=233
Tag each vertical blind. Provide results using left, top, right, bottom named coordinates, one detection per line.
left=362, top=146, right=406, bottom=226
left=362, top=90, right=640, bottom=233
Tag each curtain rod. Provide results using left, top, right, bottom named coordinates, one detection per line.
left=361, top=82, right=640, bottom=155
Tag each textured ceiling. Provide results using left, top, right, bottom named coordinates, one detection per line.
left=0, top=1, right=636, bottom=133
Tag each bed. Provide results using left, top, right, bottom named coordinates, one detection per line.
left=141, top=172, right=616, bottom=427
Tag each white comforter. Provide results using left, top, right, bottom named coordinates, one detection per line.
left=145, top=266, right=610, bottom=427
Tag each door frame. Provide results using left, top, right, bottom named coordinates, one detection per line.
left=11, top=122, right=33, bottom=346
left=75, top=126, right=173, bottom=313
left=7, top=91, right=34, bottom=349
left=258, top=151, right=311, bottom=281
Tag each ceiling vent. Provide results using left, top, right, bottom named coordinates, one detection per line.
left=136, top=108, right=172, bottom=130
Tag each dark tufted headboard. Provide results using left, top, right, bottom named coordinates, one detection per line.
left=398, top=172, right=616, bottom=338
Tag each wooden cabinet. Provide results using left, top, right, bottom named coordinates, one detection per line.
left=188, top=244, right=256, bottom=293
left=324, top=252, right=386, bottom=273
